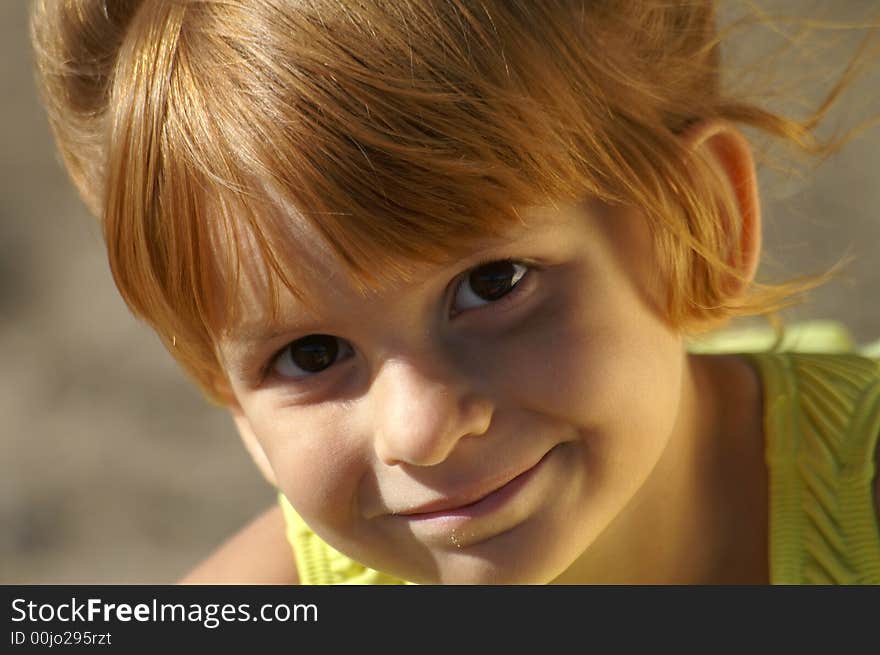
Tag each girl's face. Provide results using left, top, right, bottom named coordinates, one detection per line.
left=219, top=198, right=691, bottom=584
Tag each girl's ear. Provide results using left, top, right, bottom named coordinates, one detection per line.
left=679, top=119, right=762, bottom=296
left=227, top=401, right=279, bottom=488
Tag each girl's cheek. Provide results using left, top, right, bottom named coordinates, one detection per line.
left=489, top=282, right=607, bottom=406
left=257, top=408, right=367, bottom=523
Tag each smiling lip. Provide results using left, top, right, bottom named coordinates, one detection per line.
left=393, top=448, right=555, bottom=521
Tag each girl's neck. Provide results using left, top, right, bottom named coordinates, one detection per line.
left=553, top=352, right=768, bottom=585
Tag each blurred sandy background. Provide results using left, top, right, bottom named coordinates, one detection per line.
left=2, top=1, right=879, bottom=584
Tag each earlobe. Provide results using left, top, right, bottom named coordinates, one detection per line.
left=679, top=119, right=762, bottom=297
left=229, top=402, right=279, bottom=488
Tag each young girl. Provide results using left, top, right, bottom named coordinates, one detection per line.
left=31, top=0, right=880, bottom=584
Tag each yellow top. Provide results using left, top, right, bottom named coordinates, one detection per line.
left=746, top=351, right=880, bottom=583
left=279, top=322, right=880, bottom=584
left=279, top=493, right=411, bottom=584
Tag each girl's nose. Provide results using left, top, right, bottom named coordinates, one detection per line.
left=371, top=355, right=493, bottom=467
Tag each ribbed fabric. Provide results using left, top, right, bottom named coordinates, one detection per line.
left=278, top=348, right=880, bottom=585
left=745, top=352, right=880, bottom=584
left=278, top=493, right=410, bottom=585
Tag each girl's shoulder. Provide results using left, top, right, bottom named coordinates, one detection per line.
left=691, top=321, right=880, bottom=583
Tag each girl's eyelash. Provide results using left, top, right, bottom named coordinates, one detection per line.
left=450, top=258, right=537, bottom=316
left=262, top=339, right=344, bottom=383
left=260, top=348, right=284, bottom=383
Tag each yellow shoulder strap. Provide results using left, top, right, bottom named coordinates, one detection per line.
left=278, top=493, right=412, bottom=585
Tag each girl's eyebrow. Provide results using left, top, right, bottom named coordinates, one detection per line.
left=222, top=315, right=322, bottom=348
left=219, top=321, right=317, bottom=375
left=225, top=326, right=288, bottom=344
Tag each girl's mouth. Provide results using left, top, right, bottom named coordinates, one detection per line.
left=393, top=445, right=559, bottom=528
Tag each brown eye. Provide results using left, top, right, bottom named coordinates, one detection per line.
left=273, top=334, right=350, bottom=378
left=453, top=260, right=528, bottom=313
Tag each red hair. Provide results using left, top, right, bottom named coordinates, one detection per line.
left=31, top=0, right=877, bottom=402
